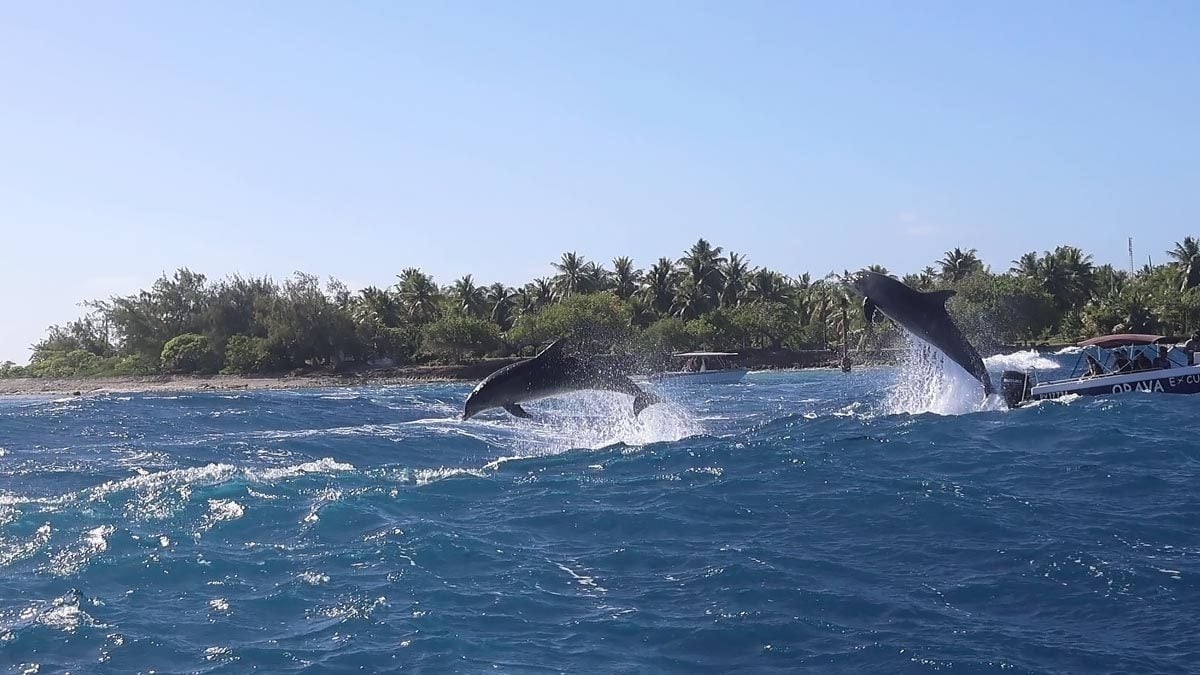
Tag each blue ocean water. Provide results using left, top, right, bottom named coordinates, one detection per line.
left=2, top=350, right=1199, bottom=674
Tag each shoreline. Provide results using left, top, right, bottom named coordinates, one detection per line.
left=0, top=372, right=451, bottom=397
left=0, top=344, right=1061, bottom=397
left=0, top=362, right=846, bottom=397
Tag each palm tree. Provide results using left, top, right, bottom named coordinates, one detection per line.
left=551, top=252, right=587, bottom=298
left=486, top=283, right=515, bottom=329
left=628, top=295, right=657, bottom=329
left=510, top=286, right=536, bottom=319
left=1093, top=264, right=1127, bottom=299
left=902, top=266, right=939, bottom=290
left=1053, top=245, right=1096, bottom=303
left=938, top=247, right=983, bottom=282
left=1011, top=251, right=1040, bottom=277
left=395, top=268, right=440, bottom=322
left=806, top=281, right=835, bottom=346
left=640, top=257, right=677, bottom=315
left=793, top=272, right=813, bottom=325
left=746, top=268, right=791, bottom=304
left=679, top=238, right=726, bottom=309
left=611, top=257, right=641, bottom=300
left=718, top=252, right=751, bottom=308
left=354, top=286, right=402, bottom=328
left=671, top=277, right=707, bottom=320
left=579, top=261, right=610, bottom=294
left=1168, top=236, right=1200, bottom=265
left=1036, top=253, right=1072, bottom=309
left=864, top=264, right=891, bottom=277
left=528, top=277, right=556, bottom=309
left=450, top=275, right=487, bottom=317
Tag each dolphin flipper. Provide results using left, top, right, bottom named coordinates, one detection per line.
left=863, top=297, right=879, bottom=323
left=504, top=404, right=532, bottom=419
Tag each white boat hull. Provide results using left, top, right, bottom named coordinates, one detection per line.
left=1026, top=364, right=1200, bottom=401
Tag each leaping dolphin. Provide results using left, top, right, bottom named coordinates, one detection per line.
left=463, top=339, right=660, bottom=420
left=852, top=271, right=995, bottom=396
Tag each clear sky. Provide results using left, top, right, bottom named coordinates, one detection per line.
left=2, top=1, right=1198, bottom=363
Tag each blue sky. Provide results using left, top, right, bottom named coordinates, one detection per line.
left=2, top=1, right=1198, bottom=363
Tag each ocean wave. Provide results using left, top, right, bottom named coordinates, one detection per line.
left=45, top=525, right=114, bottom=577
left=4, top=376, right=1200, bottom=673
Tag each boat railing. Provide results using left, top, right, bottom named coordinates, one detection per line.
left=1036, top=344, right=1195, bottom=387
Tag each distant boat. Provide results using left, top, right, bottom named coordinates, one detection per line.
left=648, top=352, right=749, bottom=384
left=1001, top=333, right=1200, bottom=406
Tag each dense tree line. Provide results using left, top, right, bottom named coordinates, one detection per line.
left=5, top=237, right=1200, bottom=378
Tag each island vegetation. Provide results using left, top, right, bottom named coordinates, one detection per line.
left=4, top=237, right=1200, bottom=379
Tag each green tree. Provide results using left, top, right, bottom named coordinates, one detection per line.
left=720, top=252, right=751, bottom=308
left=746, top=269, right=791, bottom=304
left=611, top=257, right=641, bottom=300
left=1168, top=236, right=1200, bottom=265
left=421, top=316, right=501, bottom=362
left=450, top=275, right=488, bottom=318
left=938, top=248, right=984, bottom=282
left=160, top=333, right=216, bottom=373
left=552, top=251, right=588, bottom=298
left=639, top=317, right=696, bottom=352
left=221, top=335, right=269, bottom=374
left=679, top=238, right=726, bottom=310
left=507, top=293, right=632, bottom=350
left=639, top=258, right=677, bottom=316
left=396, top=268, right=441, bottom=323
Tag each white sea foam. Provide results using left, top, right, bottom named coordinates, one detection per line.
left=413, top=467, right=489, bottom=485
left=47, top=525, right=114, bottom=577
left=297, top=571, right=330, bottom=585
left=254, top=458, right=355, bottom=481
left=469, top=390, right=703, bottom=462
left=0, top=523, right=51, bottom=567
left=317, top=595, right=387, bottom=620
left=209, top=499, right=245, bottom=521
left=89, top=463, right=239, bottom=502
left=551, top=560, right=607, bottom=593
left=8, top=592, right=104, bottom=636
left=204, top=646, right=237, bottom=662
left=984, top=349, right=1061, bottom=372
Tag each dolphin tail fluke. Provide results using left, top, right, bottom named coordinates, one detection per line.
left=633, top=391, right=660, bottom=416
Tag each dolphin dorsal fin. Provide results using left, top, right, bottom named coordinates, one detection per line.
left=537, top=338, right=567, bottom=359
left=923, top=289, right=957, bottom=306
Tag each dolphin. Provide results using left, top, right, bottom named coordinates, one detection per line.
left=462, top=339, right=661, bottom=420
left=852, top=271, right=995, bottom=395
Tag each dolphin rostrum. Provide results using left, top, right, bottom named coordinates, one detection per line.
left=462, top=339, right=660, bottom=420
left=852, top=271, right=995, bottom=395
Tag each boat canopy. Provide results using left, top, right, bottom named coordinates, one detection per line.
left=1076, top=334, right=1169, bottom=348
left=671, top=352, right=739, bottom=358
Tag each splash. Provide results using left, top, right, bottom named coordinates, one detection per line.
left=883, top=336, right=1003, bottom=415
left=984, top=349, right=1061, bottom=372
left=473, top=390, right=704, bottom=460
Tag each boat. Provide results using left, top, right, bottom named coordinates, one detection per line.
left=648, top=352, right=750, bottom=384
left=1001, top=334, right=1200, bottom=407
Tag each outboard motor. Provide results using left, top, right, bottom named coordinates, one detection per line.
left=1000, top=370, right=1031, bottom=408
